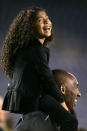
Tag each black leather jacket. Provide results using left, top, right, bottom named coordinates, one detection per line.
left=2, top=38, right=64, bottom=114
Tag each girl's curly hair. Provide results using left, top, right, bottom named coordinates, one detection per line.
left=0, top=7, right=54, bottom=78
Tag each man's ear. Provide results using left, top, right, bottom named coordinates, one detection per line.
left=60, top=85, right=66, bottom=95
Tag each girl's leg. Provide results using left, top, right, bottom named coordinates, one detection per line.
left=39, top=94, right=78, bottom=131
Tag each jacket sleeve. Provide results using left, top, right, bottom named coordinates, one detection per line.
left=29, top=46, right=64, bottom=103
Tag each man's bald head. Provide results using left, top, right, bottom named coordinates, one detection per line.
left=52, top=69, right=81, bottom=110
left=52, top=69, right=78, bottom=88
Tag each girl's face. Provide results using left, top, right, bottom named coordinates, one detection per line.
left=34, top=11, right=52, bottom=41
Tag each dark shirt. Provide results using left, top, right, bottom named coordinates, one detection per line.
left=2, top=38, right=64, bottom=114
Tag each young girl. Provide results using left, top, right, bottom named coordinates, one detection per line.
left=1, top=7, right=78, bottom=131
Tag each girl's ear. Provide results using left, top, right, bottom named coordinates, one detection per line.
left=60, top=85, right=66, bottom=95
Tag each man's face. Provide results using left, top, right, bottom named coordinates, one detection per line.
left=34, top=11, right=52, bottom=39
left=64, top=78, right=81, bottom=110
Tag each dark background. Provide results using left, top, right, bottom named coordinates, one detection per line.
left=0, top=0, right=87, bottom=128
